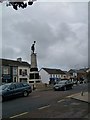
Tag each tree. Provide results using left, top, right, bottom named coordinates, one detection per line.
left=0, top=0, right=36, bottom=10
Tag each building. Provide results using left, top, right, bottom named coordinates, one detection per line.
left=68, top=69, right=78, bottom=79
left=63, top=71, right=71, bottom=80
left=77, top=68, right=89, bottom=81
left=39, top=68, right=66, bottom=84
left=0, top=58, right=31, bottom=83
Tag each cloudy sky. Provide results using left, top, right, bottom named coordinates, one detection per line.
left=0, top=0, right=88, bottom=70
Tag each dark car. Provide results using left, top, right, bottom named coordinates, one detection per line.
left=53, top=80, right=73, bottom=91
left=0, top=82, right=32, bottom=101
left=73, top=80, right=78, bottom=85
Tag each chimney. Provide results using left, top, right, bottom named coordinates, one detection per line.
left=17, top=58, right=22, bottom=62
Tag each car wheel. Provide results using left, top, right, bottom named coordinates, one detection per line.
left=64, top=86, right=67, bottom=91
left=2, top=95, right=5, bottom=102
left=54, top=88, right=57, bottom=91
left=23, top=91, right=28, bottom=97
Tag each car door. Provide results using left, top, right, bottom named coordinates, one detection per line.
left=4, top=84, right=16, bottom=98
left=67, top=80, right=72, bottom=89
left=14, top=83, right=24, bottom=96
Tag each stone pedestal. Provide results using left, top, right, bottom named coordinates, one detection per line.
left=29, top=53, right=41, bottom=84
left=31, top=53, right=37, bottom=68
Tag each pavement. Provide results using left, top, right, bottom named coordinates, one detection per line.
left=68, top=91, right=89, bottom=103
left=67, top=91, right=89, bottom=118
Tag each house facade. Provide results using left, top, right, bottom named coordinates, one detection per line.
left=77, top=68, right=89, bottom=81
left=39, top=68, right=66, bottom=84
left=0, top=58, right=30, bottom=83
left=68, top=69, right=77, bottom=80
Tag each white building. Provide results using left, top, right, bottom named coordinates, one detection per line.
left=16, top=58, right=31, bottom=83
left=39, top=68, right=66, bottom=84
left=68, top=69, right=78, bottom=79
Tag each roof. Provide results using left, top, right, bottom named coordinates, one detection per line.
left=42, top=68, right=65, bottom=74
left=0, top=58, right=31, bottom=67
left=68, top=69, right=77, bottom=73
left=68, top=68, right=89, bottom=74
left=77, top=68, right=89, bottom=73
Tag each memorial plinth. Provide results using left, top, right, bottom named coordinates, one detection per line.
left=29, top=42, right=41, bottom=84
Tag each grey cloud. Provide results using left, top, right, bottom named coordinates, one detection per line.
left=1, top=2, right=88, bottom=70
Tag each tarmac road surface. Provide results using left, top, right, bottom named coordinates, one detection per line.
left=2, top=83, right=88, bottom=118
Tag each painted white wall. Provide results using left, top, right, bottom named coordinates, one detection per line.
left=39, top=69, right=50, bottom=84
left=73, top=73, right=77, bottom=77
left=18, top=66, right=30, bottom=82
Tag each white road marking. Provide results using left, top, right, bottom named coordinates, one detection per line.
left=10, top=112, right=28, bottom=119
left=38, top=105, right=50, bottom=110
left=57, top=99, right=65, bottom=103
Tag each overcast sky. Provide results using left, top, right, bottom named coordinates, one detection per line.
left=0, top=1, right=88, bottom=70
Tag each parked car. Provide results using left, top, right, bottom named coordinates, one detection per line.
left=53, top=80, right=73, bottom=91
left=83, top=79, right=88, bottom=83
left=79, top=80, right=83, bottom=84
left=73, top=80, right=78, bottom=85
left=0, top=82, right=32, bottom=101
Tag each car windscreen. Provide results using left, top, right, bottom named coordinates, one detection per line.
left=22, top=83, right=30, bottom=87
left=0, top=84, right=11, bottom=90
left=58, top=80, right=67, bottom=84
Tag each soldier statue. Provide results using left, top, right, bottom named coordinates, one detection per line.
left=31, top=41, right=36, bottom=53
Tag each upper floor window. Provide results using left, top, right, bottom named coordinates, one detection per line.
left=19, top=69, right=22, bottom=75
left=50, top=74, right=52, bottom=78
left=3, top=66, right=10, bottom=74
left=13, top=67, right=17, bottom=75
left=19, top=69, right=27, bottom=76
left=22, top=69, right=27, bottom=76
left=24, top=69, right=27, bottom=75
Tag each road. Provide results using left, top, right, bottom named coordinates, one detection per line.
left=2, top=83, right=88, bottom=118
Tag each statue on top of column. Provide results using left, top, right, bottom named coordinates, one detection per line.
left=31, top=41, right=36, bottom=53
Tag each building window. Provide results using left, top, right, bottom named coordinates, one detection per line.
left=52, top=74, right=55, bottom=78
left=35, top=73, right=39, bottom=79
left=14, top=77, right=17, bottom=82
left=30, top=73, right=34, bottom=79
left=29, top=81, right=34, bottom=83
left=22, top=69, right=27, bottom=76
left=25, top=69, right=27, bottom=75
left=50, top=74, right=52, bottom=78
left=3, top=67, right=10, bottom=74
left=20, top=78, right=27, bottom=82
left=19, top=69, right=27, bottom=76
left=29, top=73, right=39, bottom=79
left=13, top=67, right=17, bottom=75
left=19, top=69, right=22, bottom=75
left=61, top=74, right=63, bottom=77
left=36, top=80, right=40, bottom=83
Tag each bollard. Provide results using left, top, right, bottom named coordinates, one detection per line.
left=45, top=83, right=47, bottom=87
left=81, top=91, right=84, bottom=96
